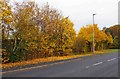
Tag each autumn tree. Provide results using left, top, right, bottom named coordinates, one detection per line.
left=0, top=0, right=13, bottom=63
left=35, top=3, right=76, bottom=56
left=1, top=1, right=76, bottom=63
left=53, top=17, right=76, bottom=56
left=0, top=0, right=13, bottom=40
left=75, top=24, right=111, bottom=53
left=9, top=1, right=40, bottom=61
left=104, top=25, right=120, bottom=49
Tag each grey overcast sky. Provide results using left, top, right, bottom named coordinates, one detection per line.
left=11, top=0, right=119, bottom=33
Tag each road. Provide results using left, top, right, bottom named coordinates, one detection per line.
left=2, top=52, right=119, bottom=77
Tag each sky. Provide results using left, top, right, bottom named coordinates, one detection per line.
left=11, top=0, right=119, bottom=33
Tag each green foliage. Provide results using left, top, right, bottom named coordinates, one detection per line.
left=104, top=25, right=120, bottom=49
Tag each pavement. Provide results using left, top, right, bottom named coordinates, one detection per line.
left=2, top=52, right=119, bottom=77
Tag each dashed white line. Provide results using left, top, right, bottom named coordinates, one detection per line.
left=107, top=58, right=117, bottom=62
left=1, top=57, right=118, bottom=75
left=85, top=66, right=90, bottom=69
left=93, top=62, right=103, bottom=66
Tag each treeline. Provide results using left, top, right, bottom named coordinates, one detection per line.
left=0, top=1, right=118, bottom=63
left=74, top=24, right=113, bottom=53
left=1, top=1, right=76, bottom=63
left=103, top=25, right=120, bottom=49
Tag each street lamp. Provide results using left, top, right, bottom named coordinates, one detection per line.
left=93, top=14, right=96, bottom=53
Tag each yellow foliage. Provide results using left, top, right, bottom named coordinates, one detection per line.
left=76, top=24, right=111, bottom=52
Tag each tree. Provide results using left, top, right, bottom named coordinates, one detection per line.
left=104, top=25, right=120, bottom=49
left=75, top=24, right=109, bottom=53
left=54, top=17, right=76, bottom=56
left=35, top=3, right=76, bottom=56
left=0, top=1, right=13, bottom=40
left=0, top=1, right=13, bottom=63
left=1, top=1, right=76, bottom=63
left=10, top=1, right=39, bottom=61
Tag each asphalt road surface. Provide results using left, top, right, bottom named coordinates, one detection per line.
left=2, top=52, right=119, bottom=77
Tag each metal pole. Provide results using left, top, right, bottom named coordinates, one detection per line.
left=93, top=14, right=96, bottom=53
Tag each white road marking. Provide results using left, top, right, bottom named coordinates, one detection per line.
left=107, top=58, right=117, bottom=62
left=85, top=66, right=90, bottom=69
left=1, top=56, right=118, bottom=75
left=93, top=62, right=103, bottom=66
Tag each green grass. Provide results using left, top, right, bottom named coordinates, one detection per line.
left=94, top=49, right=119, bottom=54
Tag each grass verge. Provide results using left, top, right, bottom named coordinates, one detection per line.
left=1, top=49, right=119, bottom=69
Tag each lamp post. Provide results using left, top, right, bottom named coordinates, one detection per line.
left=93, top=14, right=96, bottom=53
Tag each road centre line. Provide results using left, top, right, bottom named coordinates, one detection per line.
left=85, top=66, right=90, bottom=69
left=107, top=58, right=117, bottom=62
left=93, top=62, right=103, bottom=66
left=1, top=56, right=118, bottom=75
